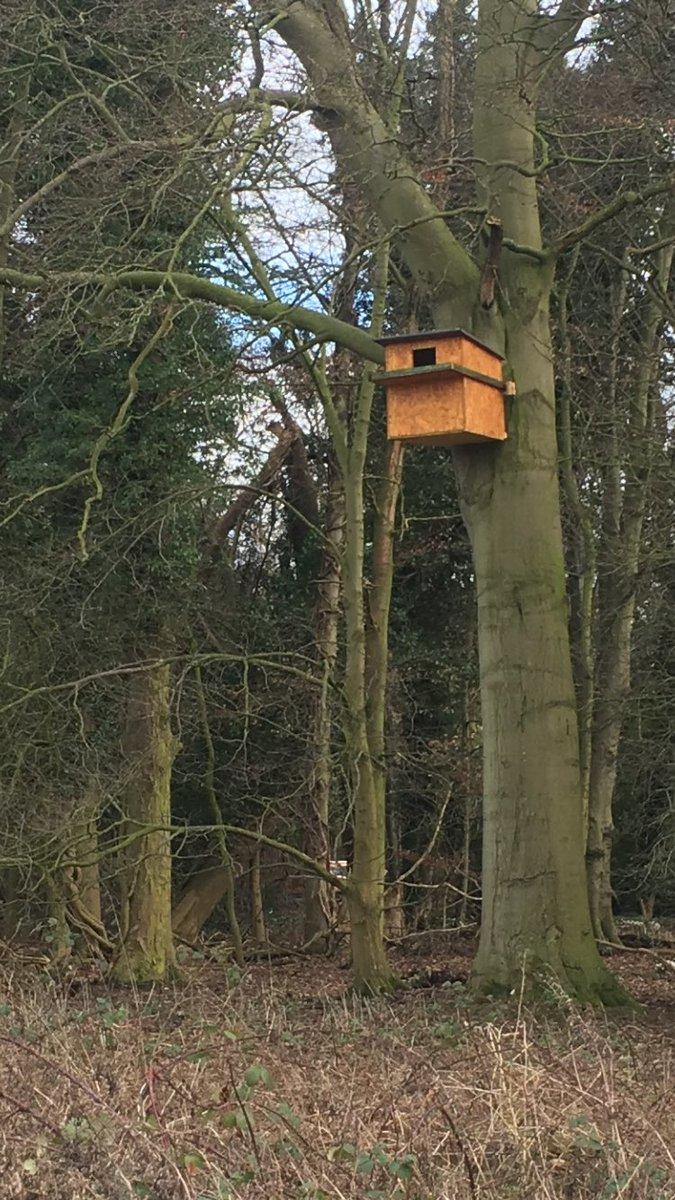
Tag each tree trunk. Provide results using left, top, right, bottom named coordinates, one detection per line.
left=459, top=671, right=477, bottom=926
left=463, top=0, right=623, bottom=1001
left=70, top=777, right=103, bottom=926
left=587, top=240, right=673, bottom=944
left=462, top=392, right=615, bottom=997
left=113, top=664, right=177, bottom=984
left=363, top=438, right=405, bottom=950
left=342, top=366, right=396, bottom=993
left=557, top=247, right=597, bottom=817
left=194, top=664, right=245, bottom=967
left=0, top=66, right=29, bottom=374
left=0, top=867, right=23, bottom=942
left=343, top=503, right=393, bottom=991
left=250, top=844, right=267, bottom=948
left=45, top=872, right=72, bottom=965
left=255, top=0, right=628, bottom=1001
left=304, top=464, right=344, bottom=948
left=172, top=862, right=229, bottom=943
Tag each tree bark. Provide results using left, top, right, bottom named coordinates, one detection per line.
left=0, top=64, right=29, bottom=374
left=304, top=462, right=344, bottom=948
left=557, top=247, right=596, bottom=816
left=45, top=872, right=72, bottom=965
left=70, top=777, right=103, bottom=927
left=458, top=0, right=622, bottom=1000
left=0, top=867, right=23, bottom=942
left=342, top=449, right=394, bottom=992
left=113, top=663, right=177, bottom=983
left=587, top=239, right=674, bottom=943
left=365, top=438, right=405, bottom=943
left=194, top=664, right=245, bottom=967
left=250, top=844, right=267, bottom=948
left=172, top=861, right=229, bottom=943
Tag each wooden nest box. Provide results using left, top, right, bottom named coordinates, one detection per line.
left=378, top=329, right=509, bottom=446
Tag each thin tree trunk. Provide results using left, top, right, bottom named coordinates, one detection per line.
left=71, top=777, right=103, bottom=926
left=436, top=0, right=457, bottom=155
left=343, top=466, right=392, bottom=991
left=300, top=247, right=396, bottom=992
left=557, top=247, right=596, bottom=816
left=587, top=240, right=674, bottom=944
left=366, top=438, right=405, bottom=944
left=303, top=463, right=344, bottom=948
left=250, top=844, right=267, bottom=948
left=113, top=664, right=177, bottom=984
left=0, top=65, right=29, bottom=374
left=459, top=671, right=475, bottom=927
left=342, top=340, right=396, bottom=992
left=0, top=867, right=23, bottom=941
left=45, top=872, right=72, bottom=965
left=194, top=664, right=245, bottom=967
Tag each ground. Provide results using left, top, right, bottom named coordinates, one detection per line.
left=0, top=941, right=673, bottom=1199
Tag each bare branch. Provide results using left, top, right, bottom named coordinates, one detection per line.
left=534, top=0, right=592, bottom=56
left=0, top=266, right=385, bottom=363
left=551, top=174, right=675, bottom=257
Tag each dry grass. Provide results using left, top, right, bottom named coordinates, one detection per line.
left=0, top=950, right=673, bottom=1199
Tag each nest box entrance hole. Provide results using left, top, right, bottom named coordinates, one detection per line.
left=412, top=346, right=437, bottom=367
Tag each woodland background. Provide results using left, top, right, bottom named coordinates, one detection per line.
left=0, top=1, right=673, bottom=1195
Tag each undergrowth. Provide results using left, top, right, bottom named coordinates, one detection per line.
left=0, top=955, right=672, bottom=1199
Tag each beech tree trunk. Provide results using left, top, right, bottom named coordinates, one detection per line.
left=461, top=0, right=621, bottom=1000
left=113, top=664, right=177, bottom=983
left=258, top=0, right=627, bottom=1000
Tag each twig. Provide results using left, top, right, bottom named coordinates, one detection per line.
left=228, top=1062, right=262, bottom=1173
left=599, top=940, right=675, bottom=970
left=438, top=1103, right=477, bottom=1200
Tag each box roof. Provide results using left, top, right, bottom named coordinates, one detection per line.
left=377, top=327, right=503, bottom=359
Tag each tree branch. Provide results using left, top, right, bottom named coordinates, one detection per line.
left=0, top=266, right=384, bottom=363
left=252, top=0, right=480, bottom=322
left=534, top=0, right=591, bottom=56
left=210, top=423, right=297, bottom=547
left=551, top=174, right=675, bottom=257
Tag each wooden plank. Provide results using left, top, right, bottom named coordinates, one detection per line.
left=377, top=360, right=506, bottom=390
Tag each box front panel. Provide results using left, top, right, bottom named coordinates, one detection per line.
left=384, top=337, right=440, bottom=373
left=386, top=377, right=466, bottom=441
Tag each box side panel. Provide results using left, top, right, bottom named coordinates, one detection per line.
left=431, top=335, right=500, bottom=379
left=462, top=379, right=507, bottom=439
